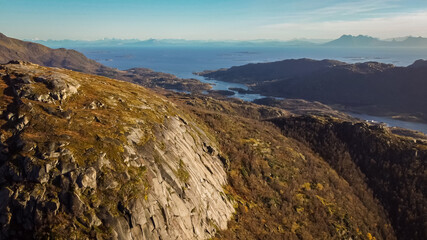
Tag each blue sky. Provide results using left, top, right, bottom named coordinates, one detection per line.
left=1, top=0, right=426, bottom=40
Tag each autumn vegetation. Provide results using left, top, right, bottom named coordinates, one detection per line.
left=166, top=93, right=426, bottom=239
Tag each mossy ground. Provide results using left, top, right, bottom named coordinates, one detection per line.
left=2, top=64, right=423, bottom=239
left=0, top=64, right=189, bottom=238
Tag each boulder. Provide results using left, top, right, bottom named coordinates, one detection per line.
left=57, top=154, right=77, bottom=174
left=77, top=167, right=97, bottom=190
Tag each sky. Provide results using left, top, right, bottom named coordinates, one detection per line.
left=0, top=0, right=426, bottom=40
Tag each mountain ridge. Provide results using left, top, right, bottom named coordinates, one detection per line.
left=323, top=34, right=427, bottom=47
left=0, top=60, right=425, bottom=240
left=1, top=33, right=426, bottom=240
left=0, top=33, right=211, bottom=92
left=0, top=61, right=233, bottom=239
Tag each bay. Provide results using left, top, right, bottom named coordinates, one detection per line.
left=75, top=46, right=427, bottom=134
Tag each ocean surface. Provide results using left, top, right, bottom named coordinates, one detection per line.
left=77, top=46, right=427, bottom=76
left=348, top=113, right=427, bottom=134
left=76, top=46, right=427, bottom=134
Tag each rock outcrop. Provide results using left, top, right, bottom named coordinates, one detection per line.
left=0, top=61, right=233, bottom=239
left=5, top=61, right=80, bottom=103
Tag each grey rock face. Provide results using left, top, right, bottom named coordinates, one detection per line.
left=94, top=116, right=235, bottom=240
left=115, top=117, right=234, bottom=240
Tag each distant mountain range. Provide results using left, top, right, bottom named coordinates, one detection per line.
left=323, top=35, right=427, bottom=47
left=28, top=35, right=427, bottom=48
left=0, top=32, right=210, bottom=92
left=29, top=38, right=321, bottom=48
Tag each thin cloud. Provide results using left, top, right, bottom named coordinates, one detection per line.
left=308, top=0, right=400, bottom=16
left=262, top=11, right=427, bottom=39
left=262, top=0, right=401, bottom=23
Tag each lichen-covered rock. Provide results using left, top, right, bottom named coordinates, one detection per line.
left=1, top=61, right=80, bottom=104
left=0, top=62, right=234, bottom=239
left=77, top=167, right=97, bottom=189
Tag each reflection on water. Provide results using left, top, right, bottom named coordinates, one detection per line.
left=347, top=113, right=427, bottom=134
left=196, top=76, right=267, bottom=102
left=187, top=74, right=427, bottom=135
left=196, top=74, right=427, bottom=135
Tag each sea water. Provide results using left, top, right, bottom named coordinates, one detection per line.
left=75, top=46, right=427, bottom=134
left=76, top=46, right=427, bottom=75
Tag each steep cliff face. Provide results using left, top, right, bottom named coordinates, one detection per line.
left=269, top=116, right=427, bottom=240
left=1, top=61, right=424, bottom=240
left=0, top=61, right=233, bottom=239
left=166, top=94, right=398, bottom=240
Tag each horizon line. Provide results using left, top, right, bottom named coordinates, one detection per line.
left=21, top=34, right=427, bottom=42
